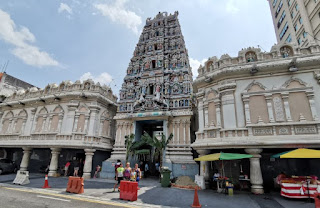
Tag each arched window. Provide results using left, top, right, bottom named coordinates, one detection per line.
left=50, top=106, right=63, bottom=132
left=100, top=111, right=111, bottom=137
left=14, top=110, right=27, bottom=134
left=35, top=108, right=48, bottom=132
left=74, top=106, right=89, bottom=133
left=1, top=112, right=13, bottom=134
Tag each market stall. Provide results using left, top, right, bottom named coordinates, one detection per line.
left=280, top=177, right=319, bottom=199
left=195, top=152, right=252, bottom=194
left=272, top=148, right=320, bottom=199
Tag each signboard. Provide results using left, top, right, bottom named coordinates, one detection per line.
left=181, top=165, right=187, bottom=170
left=111, top=163, right=115, bottom=167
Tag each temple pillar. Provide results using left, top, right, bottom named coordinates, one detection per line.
left=20, top=147, right=32, bottom=171
left=48, top=148, right=61, bottom=177
left=196, top=149, right=210, bottom=180
left=245, top=148, right=264, bottom=194
left=83, top=149, right=96, bottom=179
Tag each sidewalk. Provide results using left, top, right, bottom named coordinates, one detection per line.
left=0, top=173, right=315, bottom=208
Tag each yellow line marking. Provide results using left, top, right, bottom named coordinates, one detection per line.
left=1, top=186, right=140, bottom=208
left=37, top=195, right=71, bottom=202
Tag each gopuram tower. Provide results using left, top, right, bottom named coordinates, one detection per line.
left=102, top=11, right=198, bottom=178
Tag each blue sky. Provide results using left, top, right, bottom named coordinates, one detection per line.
left=0, top=0, right=276, bottom=95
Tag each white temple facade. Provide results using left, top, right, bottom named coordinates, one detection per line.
left=0, top=79, right=117, bottom=178
left=193, top=43, right=320, bottom=193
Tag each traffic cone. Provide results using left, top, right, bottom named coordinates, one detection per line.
left=42, top=175, right=51, bottom=188
left=191, top=188, right=201, bottom=208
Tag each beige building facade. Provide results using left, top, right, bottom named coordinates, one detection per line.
left=193, top=43, right=320, bottom=194
left=268, top=0, right=320, bottom=46
left=0, top=79, right=117, bottom=178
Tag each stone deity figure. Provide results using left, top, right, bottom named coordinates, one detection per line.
left=280, top=47, right=290, bottom=58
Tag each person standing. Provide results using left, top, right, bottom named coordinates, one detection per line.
left=133, top=163, right=141, bottom=183
left=124, top=162, right=132, bottom=181
left=73, top=159, right=79, bottom=177
left=113, top=163, right=124, bottom=192
left=64, top=161, right=71, bottom=176
left=144, top=162, right=149, bottom=178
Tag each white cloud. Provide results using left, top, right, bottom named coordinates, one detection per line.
left=0, top=9, right=59, bottom=67
left=189, top=58, right=207, bottom=79
left=94, top=0, right=142, bottom=35
left=226, top=0, right=239, bottom=14
left=58, top=3, right=73, bottom=14
left=80, top=72, right=113, bottom=85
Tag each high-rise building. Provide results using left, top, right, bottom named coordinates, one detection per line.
left=268, top=0, right=320, bottom=46
left=102, top=11, right=198, bottom=178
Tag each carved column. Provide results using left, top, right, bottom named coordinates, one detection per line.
left=204, top=105, right=209, bottom=128
left=99, top=119, right=104, bottom=136
left=48, top=148, right=61, bottom=177
left=306, top=91, right=318, bottom=121
left=245, top=148, right=264, bottom=194
left=197, top=149, right=210, bottom=180
left=21, top=118, right=27, bottom=135
left=281, top=93, right=292, bottom=122
left=57, top=114, right=63, bottom=132
left=183, top=120, right=186, bottom=145
left=10, top=118, right=17, bottom=133
left=30, top=109, right=37, bottom=134
left=186, top=120, right=191, bottom=144
left=176, top=120, right=180, bottom=145
left=20, top=147, right=32, bottom=171
left=73, top=115, right=79, bottom=132
left=83, top=149, right=96, bottom=179
left=265, top=94, right=275, bottom=123
left=41, top=116, right=47, bottom=132
left=84, top=115, right=90, bottom=133
left=243, top=95, right=251, bottom=125
left=215, top=100, right=221, bottom=127
left=173, top=121, right=177, bottom=144
left=109, top=120, right=113, bottom=137
left=8, top=118, right=13, bottom=134
left=0, top=112, right=4, bottom=133
left=198, top=98, right=204, bottom=132
left=47, top=116, right=53, bottom=132
left=119, top=123, right=124, bottom=146
left=88, top=106, right=100, bottom=136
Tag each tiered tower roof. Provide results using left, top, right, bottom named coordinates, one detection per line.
left=118, top=11, right=193, bottom=113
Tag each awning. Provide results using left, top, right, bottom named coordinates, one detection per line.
left=194, top=152, right=252, bottom=161
left=271, top=148, right=320, bottom=158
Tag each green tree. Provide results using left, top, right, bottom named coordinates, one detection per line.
left=141, top=132, right=173, bottom=167
left=124, top=133, right=135, bottom=162
left=125, top=133, right=150, bottom=162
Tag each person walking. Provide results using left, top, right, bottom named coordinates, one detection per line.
left=124, top=162, right=132, bottom=181
left=64, top=161, right=71, bottom=176
left=113, top=163, right=124, bottom=192
left=94, top=165, right=101, bottom=178
left=114, top=160, right=121, bottom=180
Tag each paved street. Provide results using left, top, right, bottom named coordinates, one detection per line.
left=0, top=173, right=315, bottom=208
left=0, top=186, right=132, bottom=208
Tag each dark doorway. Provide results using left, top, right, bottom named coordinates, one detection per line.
left=152, top=60, right=156, bottom=68
left=134, top=120, right=163, bottom=177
